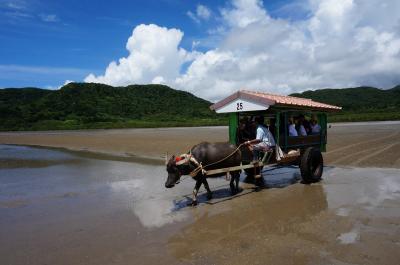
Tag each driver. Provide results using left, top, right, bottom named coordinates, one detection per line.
left=245, top=115, right=276, bottom=160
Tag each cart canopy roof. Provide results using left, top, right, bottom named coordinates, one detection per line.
left=210, top=90, right=342, bottom=113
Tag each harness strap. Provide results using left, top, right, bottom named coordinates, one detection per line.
left=176, top=143, right=246, bottom=177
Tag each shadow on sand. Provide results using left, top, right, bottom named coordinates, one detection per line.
left=172, top=165, right=306, bottom=210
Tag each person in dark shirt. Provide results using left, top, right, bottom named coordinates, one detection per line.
left=269, top=118, right=276, bottom=139
left=237, top=117, right=251, bottom=144
left=302, top=115, right=312, bottom=135
left=297, top=114, right=310, bottom=136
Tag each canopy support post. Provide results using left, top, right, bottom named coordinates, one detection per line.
left=229, top=112, right=238, bottom=145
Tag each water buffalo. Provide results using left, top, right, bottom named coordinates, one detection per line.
left=165, top=142, right=242, bottom=206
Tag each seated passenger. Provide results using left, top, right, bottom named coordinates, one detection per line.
left=269, top=118, right=276, bottom=139
left=247, top=117, right=257, bottom=140
left=303, top=116, right=312, bottom=135
left=245, top=116, right=276, bottom=158
left=288, top=117, right=298, bottom=137
left=311, top=116, right=321, bottom=135
left=237, top=117, right=251, bottom=144
left=297, top=115, right=307, bottom=136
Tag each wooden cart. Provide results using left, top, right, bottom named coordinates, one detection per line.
left=206, top=90, right=341, bottom=183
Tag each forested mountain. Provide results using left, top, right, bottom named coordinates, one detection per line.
left=1, top=83, right=399, bottom=131
left=0, top=83, right=224, bottom=131
left=290, top=85, right=400, bottom=122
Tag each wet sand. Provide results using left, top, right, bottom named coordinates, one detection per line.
left=1, top=144, right=400, bottom=265
left=0, top=121, right=399, bottom=168
left=1, top=122, right=400, bottom=265
left=325, top=121, right=400, bottom=168
left=169, top=168, right=400, bottom=265
left=0, top=126, right=228, bottom=164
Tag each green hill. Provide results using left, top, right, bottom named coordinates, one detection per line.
left=0, top=83, right=225, bottom=131
left=290, top=85, right=400, bottom=122
left=1, top=83, right=399, bottom=131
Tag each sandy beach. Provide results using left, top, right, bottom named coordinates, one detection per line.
left=1, top=121, right=400, bottom=168
left=1, top=121, right=400, bottom=265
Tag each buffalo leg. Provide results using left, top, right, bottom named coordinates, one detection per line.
left=230, top=174, right=236, bottom=195
left=230, top=172, right=240, bottom=195
left=202, top=179, right=212, bottom=200
left=234, top=172, right=240, bottom=193
left=188, top=180, right=202, bottom=206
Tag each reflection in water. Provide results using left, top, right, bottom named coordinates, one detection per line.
left=336, top=207, right=350, bottom=216
left=2, top=145, right=400, bottom=265
left=0, top=144, right=78, bottom=168
left=2, top=145, right=400, bottom=232
left=0, top=145, right=72, bottom=161
left=168, top=166, right=400, bottom=264
left=109, top=178, right=189, bottom=228
left=1, top=145, right=189, bottom=229
left=0, top=145, right=307, bottom=229
left=168, top=183, right=329, bottom=263
left=337, top=230, right=359, bottom=244
left=324, top=167, right=400, bottom=212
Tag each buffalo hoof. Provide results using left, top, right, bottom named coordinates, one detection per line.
left=207, top=192, right=212, bottom=200
left=187, top=200, right=198, bottom=207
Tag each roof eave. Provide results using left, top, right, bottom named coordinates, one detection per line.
left=210, top=90, right=276, bottom=111
left=210, top=89, right=342, bottom=112
left=272, top=103, right=342, bottom=112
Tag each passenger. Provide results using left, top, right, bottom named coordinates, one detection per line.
left=244, top=117, right=256, bottom=140
left=237, top=117, right=251, bottom=144
left=303, top=116, right=312, bottom=135
left=245, top=116, right=276, bottom=159
left=269, top=118, right=276, bottom=139
left=311, top=115, right=321, bottom=135
left=297, top=115, right=307, bottom=136
left=288, top=117, right=298, bottom=137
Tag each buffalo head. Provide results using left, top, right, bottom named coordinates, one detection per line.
left=165, top=155, right=182, bottom=188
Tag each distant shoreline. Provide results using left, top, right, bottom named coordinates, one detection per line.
left=1, top=120, right=400, bottom=133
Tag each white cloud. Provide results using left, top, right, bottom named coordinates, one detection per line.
left=0, top=64, right=87, bottom=75
left=192, top=40, right=200, bottom=50
left=177, top=0, right=400, bottom=100
left=62, top=80, right=74, bottom=86
left=197, top=4, right=211, bottom=20
left=39, top=14, right=59, bottom=22
left=6, top=0, right=26, bottom=10
left=186, top=10, right=200, bottom=24
left=187, top=4, right=211, bottom=24
left=85, top=24, right=193, bottom=86
left=85, top=0, right=400, bottom=102
left=221, top=0, right=268, bottom=28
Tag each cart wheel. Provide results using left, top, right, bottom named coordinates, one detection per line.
left=300, top=147, right=323, bottom=183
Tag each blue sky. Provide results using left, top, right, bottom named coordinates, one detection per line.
left=1, top=0, right=297, bottom=88
left=1, top=0, right=400, bottom=100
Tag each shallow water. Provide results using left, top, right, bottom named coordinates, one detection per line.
left=1, top=144, right=400, bottom=265
left=0, top=144, right=192, bottom=228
